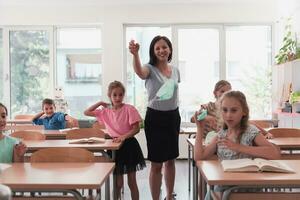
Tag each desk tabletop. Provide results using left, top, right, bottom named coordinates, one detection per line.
left=23, top=139, right=122, bottom=152
left=180, top=127, right=197, bottom=134
left=197, top=160, right=300, bottom=186
left=0, top=162, right=114, bottom=190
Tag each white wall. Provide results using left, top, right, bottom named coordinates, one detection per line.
left=0, top=1, right=277, bottom=91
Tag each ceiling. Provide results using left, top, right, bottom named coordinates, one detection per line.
left=0, top=0, right=274, bottom=6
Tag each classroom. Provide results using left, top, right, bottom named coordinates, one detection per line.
left=1, top=0, right=300, bottom=199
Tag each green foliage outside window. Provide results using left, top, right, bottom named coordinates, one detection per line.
left=10, top=31, right=50, bottom=114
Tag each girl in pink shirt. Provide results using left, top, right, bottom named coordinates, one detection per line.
left=84, top=81, right=145, bottom=200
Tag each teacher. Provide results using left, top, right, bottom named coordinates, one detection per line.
left=129, top=35, right=180, bottom=200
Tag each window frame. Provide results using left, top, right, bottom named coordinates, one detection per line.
left=124, top=23, right=274, bottom=120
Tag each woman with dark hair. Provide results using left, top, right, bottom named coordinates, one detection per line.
left=129, top=36, right=180, bottom=200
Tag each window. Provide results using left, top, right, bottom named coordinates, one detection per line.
left=125, top=24, right=272, bottom=121
left=226, top=26, right=272, bottom=119
left=10, top=30, right=50, bottom=116
left=0, top=29, right=3, bottom=103
left=56, top=27, right=102, bottom=119
left=177, top=27, right=220, bottom=121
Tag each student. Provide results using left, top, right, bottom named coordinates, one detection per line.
left=84, top=81, right=145, bottom=200
left=0, top=103, right=26, bottom=163
left=191, top=80, right=273, bottom=141
left=129, top=36, right=180, bottom=200
left=191, top=80, right=232, bottom=140
left=193, top=91, right=281, bottom=199
left=32, top=98, right=78, bottom=130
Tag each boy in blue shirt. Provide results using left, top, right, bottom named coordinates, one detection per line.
left=32, top=98, right=78, bottom=130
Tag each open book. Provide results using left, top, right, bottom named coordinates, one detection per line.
left=221, top=158, right=295, bottom=173
left=69, top=137, right=106, bottom=144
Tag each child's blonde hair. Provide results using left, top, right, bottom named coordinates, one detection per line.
left=107, top=80, right=126, bottom=98
left=220, top=90, right=249, bottom=134
left=213, top=80, right=231, bottom=98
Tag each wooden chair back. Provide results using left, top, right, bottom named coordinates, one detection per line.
left=10, top=130, right=46, bottom=140
left=65, top=116, right=79, bottom=128
left=7, top=124, right=44, bottom=132
left=250, top=120, right=274, bottom=129
left=92, top=121, right=106, bottom=130
left=268, top=128, right=300, bottom=137
left=65, top=128, right=105, bottom=139
left=30, top=147, right=95, bottom=162
left=14, top=114, right=35, bottom=120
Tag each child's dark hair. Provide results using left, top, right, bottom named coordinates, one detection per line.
left=42, top=98, right=55, bottom=107
left=0, top=103, right=8, bottom=116
left=107, top=81, right=126, bottom=98
left=148, top=35, right=173, bottom=65
left=220, top=90, right=249, bottom=134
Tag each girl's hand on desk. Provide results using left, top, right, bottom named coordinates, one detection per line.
left=14, top=142, right=27, bottom=156
left=113, top=135, right=127, bottom=143
left=264, top=132, right=274, bottom=139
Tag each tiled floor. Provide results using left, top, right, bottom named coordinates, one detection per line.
left=120, top=159, right=192, bottom=200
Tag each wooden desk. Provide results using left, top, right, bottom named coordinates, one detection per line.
left=0, top=163, right=114, bottom=200
left=180, top=127, right=197, bottom=135
left=197, top=160, right=300, bottom=200
left=23, top=139, right=122, bottom=200
left=23, top=139, right=122, bottom=153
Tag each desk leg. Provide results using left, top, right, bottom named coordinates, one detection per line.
left=112, top=150, right=117, bottom=200
left=199, top=172, right=206, bottom=200
left=192, top=159, right=196, bottom=200
left=195, top=162, right=198, bottom=200
left=188, top=143, right=191, bottom=191
left=104, top=174, right=111, bottom=200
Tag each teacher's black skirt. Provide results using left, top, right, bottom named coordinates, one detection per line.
left=144, top=107, right=181, bottom=162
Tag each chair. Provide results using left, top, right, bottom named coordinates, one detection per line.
left=7, top=125, right=44, bottom=133
left=65, top=115, right=79, bottom=128
left=268, top=128, right=300, bottom=137
left=65, top=128, right=106, bottom=139
left=10, top=130, right=46, bottom=140
left=14, top=114, right=35, bottom=120
left=268, top=128, right=300, bottom=158
left=30, top=147, right=95, bottom=163
left=30, top=148, right=95, bottom=198
left=250, top=120, right=274, bottom=129
left=92, top=121, right=106, bottom=130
